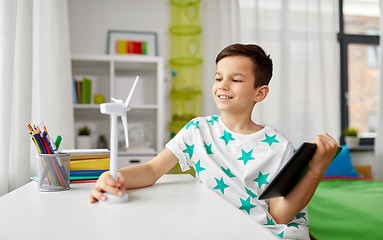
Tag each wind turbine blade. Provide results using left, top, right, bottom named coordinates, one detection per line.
left=121, top=114, right=129, bottom=148
left=125, top=76, right=139, bottom=107
left=111, top=97, right=122, bottom=103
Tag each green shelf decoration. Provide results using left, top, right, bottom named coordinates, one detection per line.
left=168, top=0, right=202, bottom=176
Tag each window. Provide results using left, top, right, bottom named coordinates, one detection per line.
left=338, top=0, right=380, bottom=148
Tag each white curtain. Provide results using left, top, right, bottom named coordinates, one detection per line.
left=373, top=0, right=383, bottom=180
left=201, top=0, right=240, bottom=116
left=239, top=0, right=340, bottom=148
left=0, top=0, right=74, bottom=196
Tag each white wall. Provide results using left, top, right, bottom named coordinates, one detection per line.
left=68, top=0, right=169, bottom=58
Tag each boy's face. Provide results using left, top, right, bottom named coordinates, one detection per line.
left=213, top=55, right=261, bottom=114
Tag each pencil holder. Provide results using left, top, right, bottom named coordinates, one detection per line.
left=37, top=153, right=70, bottom=191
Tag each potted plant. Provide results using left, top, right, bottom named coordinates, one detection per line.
left=97, top=134, right=107, bottom=149
left=77, top=126, right=92, bottom=149
left=343, top=127, right=359, bottom=149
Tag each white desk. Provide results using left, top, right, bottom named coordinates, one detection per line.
left=0, top=174, right=277, bottom=240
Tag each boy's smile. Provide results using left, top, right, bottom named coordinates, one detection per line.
left=213, top=55, right=261, bottom=114
left=217, top=95, right=233, bottom=100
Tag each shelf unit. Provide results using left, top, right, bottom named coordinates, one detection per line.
left=71, top=54, right=165, bottom=167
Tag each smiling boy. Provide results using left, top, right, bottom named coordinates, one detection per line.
left=90, top=44, right=338, bottom=240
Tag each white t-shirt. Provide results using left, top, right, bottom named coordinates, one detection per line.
left=166, top=116, right=309, bottom=239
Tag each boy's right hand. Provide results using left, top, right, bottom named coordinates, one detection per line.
left=89, top=171, right=126, bottom=203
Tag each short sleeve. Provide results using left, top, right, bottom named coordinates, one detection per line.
left=165, top=124, right=194, bottom=172
left=276, top=141, right=295, bottom=172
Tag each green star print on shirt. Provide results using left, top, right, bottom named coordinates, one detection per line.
left=265, top=216, right=275, bottom=226
left=183, top=143, right=194, bottom=159
left=194, top=160, right=206, bottom=174
left=219, top=130, right=235, bottom=145
left=213, top=177, right=229, bottom=194
left=287, top=222, right=300, bottom=229
left=221, top=166, right=236, bottom=178
left=203, top=141, right=214, bottom=154
left=195, top=121, right=200, bottom=129
left=185, top=120, right=195, bottom=130
left=245, top=187, right=258, bottom=198
left=296, top=212, right=306, bottom=220
left=239, top=196, right=256, bottom=214
left=207, top=115, right=219, bottom=125
left=254, top=171, right=270, bottom=188
left=274, top=231, right=284, bottom=238
left=237, top=149, right=255, bottom=165
left=262, top=133, right=279, bottom=146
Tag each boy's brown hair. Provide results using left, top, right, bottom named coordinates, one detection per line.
left=215, top=44, right=273, bottom=88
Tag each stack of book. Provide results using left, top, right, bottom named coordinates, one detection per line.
left=61, top=149, right=110, bottom=183
left=73, top=77, right=92, bottom=104
left=115, top=40, right=148, bottom=54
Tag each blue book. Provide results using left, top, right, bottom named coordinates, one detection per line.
left=70, top=169, right=107, bottom=177
left=72, top=77, right=77, bottom=104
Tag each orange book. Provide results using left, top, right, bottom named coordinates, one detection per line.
left=127, top=41, right=134, bottom=54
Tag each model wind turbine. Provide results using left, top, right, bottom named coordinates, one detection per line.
left=99, top=75, right=139, bottom=204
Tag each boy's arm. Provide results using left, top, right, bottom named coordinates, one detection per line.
left=268, top=134, right=338, bottom=224
left=89, top=148, right=179, bottom=203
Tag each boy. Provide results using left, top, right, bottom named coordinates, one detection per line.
left=90, top=44, right=338, bottom=239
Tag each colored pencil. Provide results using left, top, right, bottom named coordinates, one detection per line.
left=28, top=123, right=69, bottom=189
left=41, top=122, right=50, bottom=139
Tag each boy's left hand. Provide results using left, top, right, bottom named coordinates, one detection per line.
left=308, top=134, right=339, bottom=177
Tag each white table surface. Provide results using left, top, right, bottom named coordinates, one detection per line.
left=0, top=174, right=277, bottom=240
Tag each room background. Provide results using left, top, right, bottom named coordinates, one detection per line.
left=68, top=0, right=231, bottom=132
left=0, top=0, right=381, bottom=196
left=68, top=0, right=341, bottom=144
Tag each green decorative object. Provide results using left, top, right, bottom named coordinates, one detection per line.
left=170, top=0, right=201, bottom=34
left=170, top=65, right=202, bottom=90
left=170, top=89, right=202, bottom=116
left=168, top=0, right=202, bottom=176
left=93, top=94, right=105, bottom=104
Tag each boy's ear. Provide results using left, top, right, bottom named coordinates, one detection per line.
left=254, top=85, right=269, bottom=103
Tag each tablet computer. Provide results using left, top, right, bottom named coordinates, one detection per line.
left=258, top=143, right=342, bottom=200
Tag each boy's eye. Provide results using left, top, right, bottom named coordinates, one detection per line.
left=233, top=79, right=242, bottom=83
left=215, top=78, right=222, bottom=82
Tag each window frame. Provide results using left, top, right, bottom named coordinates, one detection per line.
left=338, top=0, right=379, bottom=149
